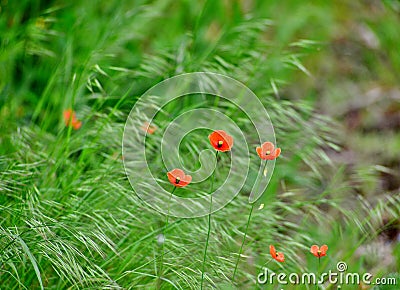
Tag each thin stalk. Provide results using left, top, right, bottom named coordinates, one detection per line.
left=232, top=203, right=254, bottom=280
left=261, top=257, right=274, bottom=268
left=257, top=257, right=274, bottom=282
left=200, top=151, right=219, bottom=289
left=316, top=257, right=320, bottom=290
left=157, top=186, right=177, bottom=289
left=232, top=160, right=268, bottom=281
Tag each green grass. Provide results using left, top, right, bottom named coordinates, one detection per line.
left=1, top=0, right=399, bottom=289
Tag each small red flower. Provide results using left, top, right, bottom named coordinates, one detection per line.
left=310, top=245, right=328, bottom=258
left=208, top=130, right=233, bottom=152
left=63, top=109, right=82, bottom=130
left=141, top=122, right=157, bottom=135
left=269, top=245, right=285, bottom=262
left=167, top=169, right=192, bottom=188
left=256, top=142, right=281, bottom=160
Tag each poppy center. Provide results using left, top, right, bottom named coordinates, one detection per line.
left=217, top=140, right=224, bottom=147
left=175, top=177, right=181, bottom=184
left=266, top=150, right=271, bottom=155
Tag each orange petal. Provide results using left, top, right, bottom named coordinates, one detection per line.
left=256, top=147, right=263, bottom=159
left=209, top=130, right=233, bottom=152
left=167, top=169, right=191, bottom=187
left=275, top=252, right=285, bottom=262
left=147, top=126, right=156, bottom=134
left=320, top=245, right=328, bottom=256
left=269, top=245, right=276, bottom=258
left=63, top=109, right=82, bottom=130
left=261, top=142, right=275, bottom=153
left=223, top=132, right=234, bottom=148
left=310, top=245, right=319, bottom=257
left=63, top=109, right=74, bottom=126
left=264, top=148, right=280, bottom=160
left=175, top=175, right=192, bottom=187
left=182, top=174, right=192, bottom=184
left=272, top=147, right=281, bottom=158
left=141, top=122, right=157, bottom=134
left=168, top=169, right=185, bottom=179
left=167, top=172, right=176, bottom=185
left=258, top=142, right=279, bottom=160
left=264, top=155, right=275, bottom=161
left=72, top=120, right=82, bottom=130
left=63, top=109, right=72, bottom=119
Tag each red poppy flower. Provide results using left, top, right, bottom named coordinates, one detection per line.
left=269, top=245, right=285, bottom=262
left=256, top=142, right=281, bottom=160
left=141, top=122, right=157, bottom=135
left=208, top=130, right=233, bottom=152
left=310, top=245, right=328, bottom=258
left=167, top=169, right=192, bottom=188
left=63, top=109, right=82, bottom=130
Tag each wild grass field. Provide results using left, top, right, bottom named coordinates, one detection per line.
left=1, top=0, right=399, bottom=289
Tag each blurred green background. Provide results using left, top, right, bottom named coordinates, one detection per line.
left=0, top=0, right=399, bottom=289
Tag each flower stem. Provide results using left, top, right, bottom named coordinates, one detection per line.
left=258, top=257, right=274, bottom=278
left=232, top=160, right=268, bottom=282
left=316, top=257, right=320, bottom=290
left=232, top=203, right=254, bottom=280
left=157, top=186, right=176, bottom=289
left=261, top=257, right=274, bottom=269
left=200, top=151, right=219, bottom=289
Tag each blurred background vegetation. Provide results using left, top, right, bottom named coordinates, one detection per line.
left=0, top=0, right=399, bottom=289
